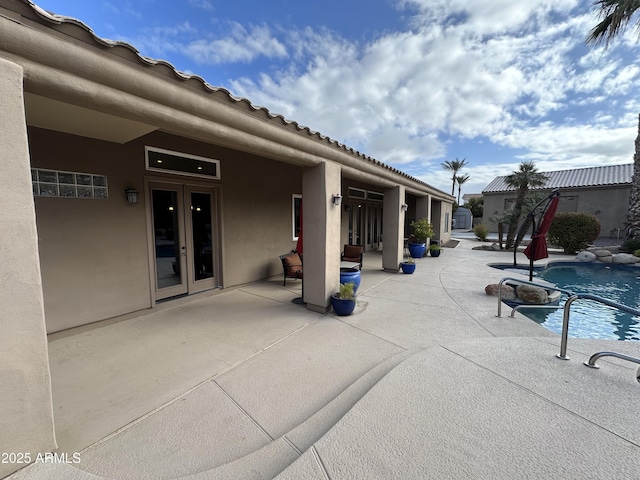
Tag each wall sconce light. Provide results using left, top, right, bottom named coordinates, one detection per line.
left=401, top=203, right=409, bottom=212
left=125, top=188, right=139, bottom=205
left=332, top=194, right=343, bottom=206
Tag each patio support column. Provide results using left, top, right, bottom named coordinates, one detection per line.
left=302, top=161, right=341, bottom=313
left=0, top=58, right=57, bottom=478
left=382, top=185, right=406, bottom=272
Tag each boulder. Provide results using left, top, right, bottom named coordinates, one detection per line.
left=491, top=243, right=501, bottom=251
left=599, top=255, right=613, bottom=263
left=516, top=285, right=549, bottom=304
left=576, top=251, right=596, bottom=262
left=612, top=253, right=640, bottom=264
left=485, top=284, right=517, bottom=300
left=593, top=249, right=613, bottom=258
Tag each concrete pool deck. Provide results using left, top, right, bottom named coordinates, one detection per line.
left=8, top=237, right=640, bottom=479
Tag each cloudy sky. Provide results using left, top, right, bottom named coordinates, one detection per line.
left=34, top=0, right=640, bottom=197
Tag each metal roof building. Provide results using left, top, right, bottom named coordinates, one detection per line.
left=482, top=164, right=633, bottom=193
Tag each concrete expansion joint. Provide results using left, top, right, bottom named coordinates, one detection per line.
left=212, top=380, right=274, bottom=442
left=281, top=435, right=302, bottom=455
left=311, top=446, right=331, bottom=480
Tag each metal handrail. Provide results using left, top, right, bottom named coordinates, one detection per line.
left=557, top=293, right=640, bottom=360
left=497, top=279, right=640, bottom=378
left=584, top=351, right=640, bottom=383
left=495, top=276, right=574, bottom=318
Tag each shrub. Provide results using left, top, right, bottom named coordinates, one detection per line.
left=634, top=249, right=640, bottom=258
left=473, top=223, right=489, bottom=241
left=410, top=218, right=434, bottom=242
left=622, top=238, right=640, bottom=254
left=548, top=212, right=600, bottom=254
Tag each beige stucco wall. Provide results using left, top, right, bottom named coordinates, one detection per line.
left=29, top=128, right=152, bottom=333
left=482, top=187, right=630, bottom=236
left=29, top=128, right=305, bottom=332
left=0, top=59, right=56, bottom=479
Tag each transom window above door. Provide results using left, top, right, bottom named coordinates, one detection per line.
left=146, top=146, right=220, bottom=180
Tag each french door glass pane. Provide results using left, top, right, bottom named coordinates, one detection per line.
left=191, top=192, right=214, bottom=281
left=153, top=190, right=181, bottom=289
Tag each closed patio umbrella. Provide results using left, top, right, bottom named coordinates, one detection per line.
left=521, top=190, right=560, bottom=281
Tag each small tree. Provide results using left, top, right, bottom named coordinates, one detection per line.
left=465, top=196, right=483, bottom=218
left=548, top=212, right=601, bottom=254
left=504, top=161, right=548, bottom=249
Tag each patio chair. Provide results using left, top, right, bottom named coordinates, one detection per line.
left=341, top=245, right=364, bottom=270
left=280, top=250, right=303, bottom=286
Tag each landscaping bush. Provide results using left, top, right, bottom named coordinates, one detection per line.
left=548, top=212, right=600, bottom=254
left=473, top=223, right=489, bottom=241
left=634, top=249, right=640, bottom=258
left=621, top=238, right=640, bottom=254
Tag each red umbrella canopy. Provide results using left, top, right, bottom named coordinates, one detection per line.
left=295, top=203, right=303, bottom=255
left=523, top=195, right=560, bottom=261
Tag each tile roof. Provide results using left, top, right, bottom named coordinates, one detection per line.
left=482, top=164, right=633, bottom=193
left=18, top=0, right=453, bottom=198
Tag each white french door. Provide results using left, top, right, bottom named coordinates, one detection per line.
left=150, top=182, right=219, bottom=301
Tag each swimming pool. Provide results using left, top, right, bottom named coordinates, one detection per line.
left=491, top=262, right=640, bottom=341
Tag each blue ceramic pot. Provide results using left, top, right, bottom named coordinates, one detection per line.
left=340, top=268, right=361, bottom=293
left=400, top=262, right=416, bottom=274
left=408, top=243, right=426, bottom=258
left=331, top=295, right=356, bottom=316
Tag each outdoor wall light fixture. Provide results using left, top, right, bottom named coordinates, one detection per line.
left=332, top=194, right=343, bottom=206
left=401, top=203, right=409, bottom=212
left=125, top=188, right=139, bottom=205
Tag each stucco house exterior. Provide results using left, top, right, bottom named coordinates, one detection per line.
left=0, top=1, right=454, bottom=474
left=482, top=164, right=632, bottom=237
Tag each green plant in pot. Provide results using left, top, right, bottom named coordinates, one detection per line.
left=408, top=218, right=434, bottom=258
left=330, top=282, right=356, bottom=316
left=429, top=243, right=441, bottom=257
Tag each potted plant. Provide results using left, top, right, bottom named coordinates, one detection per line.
left=429, top=243, right=442, bottom=257
left=330, top=282, right=356, bottom=316
left=408, top=218, right=434, bottom=258
left=400, top=258, right=416, bottom=274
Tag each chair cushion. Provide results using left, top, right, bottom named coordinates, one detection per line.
left=283, top=253, right=303, bottom=276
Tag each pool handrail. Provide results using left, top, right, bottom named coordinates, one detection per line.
left=583, top=351, right=640, bottom=383
left=556, top=293, right=640, bottom=360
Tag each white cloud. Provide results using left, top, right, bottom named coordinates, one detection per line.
left=188, top=0, right=213, bottom=11
left=185, top=23, right=288, bottom=64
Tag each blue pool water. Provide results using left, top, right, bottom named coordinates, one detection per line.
left=492, top=262, right=640, bottom=341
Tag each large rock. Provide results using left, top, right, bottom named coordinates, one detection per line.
left=516, top=285, right=549, bottom=304
left=612, top=253, right=640, bottom=264
left=576, top=251, right=596, bottom=262
left=485, top=284, right=516, bottom=300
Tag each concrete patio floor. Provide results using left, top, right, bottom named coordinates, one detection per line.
left=8, top=238, right=640, bottom=479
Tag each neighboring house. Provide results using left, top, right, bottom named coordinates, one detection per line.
left=461, top=193, right=482, bottom=203
left=0, top=1, right=454, bottom=473
left=482, top=164, right=632, bottom=237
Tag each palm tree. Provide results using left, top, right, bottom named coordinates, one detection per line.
left=456, top=174, right=470, bottom=204
left=587, top=2, right=640, bottom=239
left=586, top=0, right=640, bottom=47
left=504, top=161, right=548, bottom=249
left=441, top=157, right=468, bottom=196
